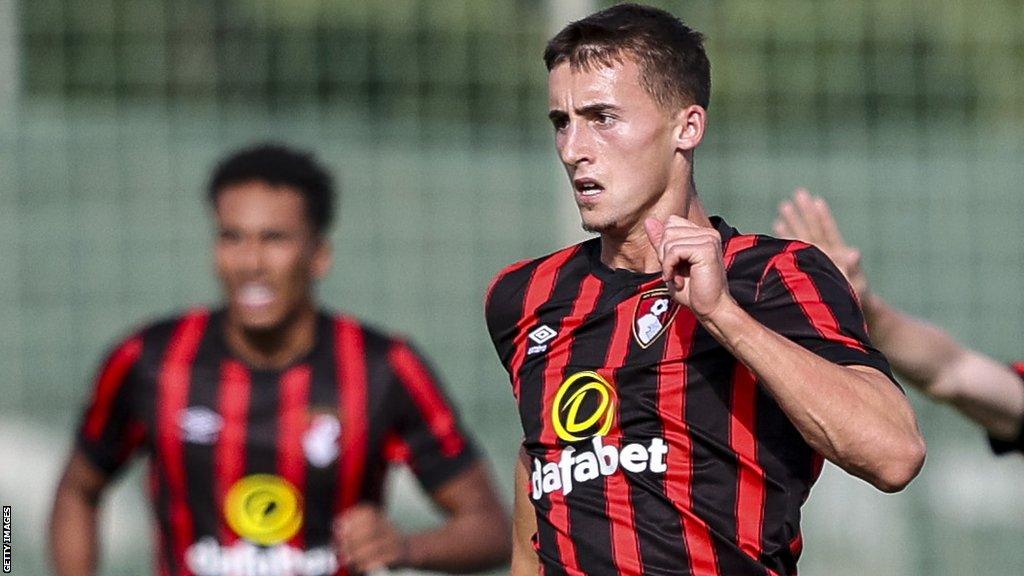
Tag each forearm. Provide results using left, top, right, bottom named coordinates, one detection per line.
left=862, top=293, right=964, bottom=391
left=49, top=486, right=100, bottom=576
left=863, top=294, right=1024, bottom=438
left=702, top=300, right=925, bottom=491
left=511, top=449, right=539, bottom=576
left=403, top=508, right=510, bottom=573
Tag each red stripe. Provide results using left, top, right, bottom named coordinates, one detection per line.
left=383, top=432, right=412, bottom=464
left=1012, top=362, right=1024, bottom=378
left=156, top=310, right=208, bottom=575
left=279, top=364, right=312, bottom=547
left=600, top=300, right=643, bottom=574
left=389, top=343, right=466, bottom=457
left=538, top=274, right=603, bottom=573
left=771, top=245, right=866, bottom=352
left=538, top=275, right=603, bottom=447
left=723, top=234, right=759, bottom=269
left=509, top=246, right=580, bottom=398
left=789, top=531, right=804, bottom=558
left=336, top=317, right=369, bottom=513
left=660, top=312, right=720, bottom=575
left=116, top=421, right=147, bottom=464
left=730, top=364, right=765, bottom=561
left=216, top=360, right=250, bottom=544
left=84, top=337, right=143, bottom=440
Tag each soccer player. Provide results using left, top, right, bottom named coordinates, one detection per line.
left=775, top=188, right=1024, bottom=454
left=49, top=144, right=511, bottom=576
left=484, top=5, right=926, bottom=575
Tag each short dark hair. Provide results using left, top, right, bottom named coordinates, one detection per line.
left=544, top=3, right=711, bottom=111
left=207, top=143, right=336, bottom=235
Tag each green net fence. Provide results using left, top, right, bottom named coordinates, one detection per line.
left=4, top=1, right=1024, bottom=574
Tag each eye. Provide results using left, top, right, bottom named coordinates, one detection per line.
left=594, top=113, right=616, bottom=127
left=551, top=117, right=568, bottom=132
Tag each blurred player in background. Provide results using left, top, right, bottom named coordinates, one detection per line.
left=485, top=4, right=925, bottom=575
left=49, top=144, right=511, bottom=576
left=775, top=188, right=1024, bottom=455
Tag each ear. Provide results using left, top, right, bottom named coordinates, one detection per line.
left=672, top=104, right=707, bottom=152
left=311, top=237, right=333, bottom=280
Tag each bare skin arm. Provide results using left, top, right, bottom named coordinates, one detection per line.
left=49, top=450, right=112, bottom=576
left=335, top=461, right=512, bottom=574
left=775, top=188, right=1024, bottom=441
left=511, top=447, right=540, bottom=576
left=647, top=215, right=926, bottom=492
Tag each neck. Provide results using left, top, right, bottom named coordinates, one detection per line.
left=224, top=305, right=318, bottom=370
left=600, top=180, right=712, bottom=274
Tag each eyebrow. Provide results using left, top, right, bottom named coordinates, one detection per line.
left=548, top=103, right=622, bottom=121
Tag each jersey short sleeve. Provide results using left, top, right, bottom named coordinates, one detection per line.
left=751, top=242, right=896, bottom=382
left=988, top=363, right=1024, bottom=455
left=386, top=340, right=479, bottom=492
left=484, top=259, right=535, bottom=374
left=75, top=335, right=147, bottom=475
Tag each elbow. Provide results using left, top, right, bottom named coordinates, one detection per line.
left=870, top=434, right=927, bottom=493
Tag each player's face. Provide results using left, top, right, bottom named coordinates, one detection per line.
left=548, top=57, right=679, bottom=236
left=214, top=181, right=330, bottom=333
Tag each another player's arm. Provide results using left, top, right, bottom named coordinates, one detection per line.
left=775, top=189, right=1024, bottom=440
left=646, top=216, right=926, bottom=492
left=336, top=462, right=511, bottom=573
left=511, top=447, right=539, bottom=576
left=49, top=450, right=112, bottom=576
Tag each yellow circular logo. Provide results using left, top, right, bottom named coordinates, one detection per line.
left=552, top=371, right=617, bottom=442
left=223, top=475, right=303, bottom=545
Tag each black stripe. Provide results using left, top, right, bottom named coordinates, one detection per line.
left=486, top=258, right=545, bottom=373
left=181, top=318, right=222, bottom=540
left=138, top=319, right=180, bottom=574
left=303, top=313, right=341, bottom=548
left=360, top=327, right=393, bottom=504
left=755, top=382, right=810, bottom=574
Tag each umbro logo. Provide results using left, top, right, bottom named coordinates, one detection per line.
left=527, top=324, right=557, bottom=355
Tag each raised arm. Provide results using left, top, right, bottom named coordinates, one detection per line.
left=335, top=462, right=511, bottom=573
left=49, top=450, right=112, bottom=576
left=775, top=188, right=1024, bottom=441
left=646, top=215, right=926, bottom=491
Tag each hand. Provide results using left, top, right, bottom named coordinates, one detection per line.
left=774, top=188, right=871, bottom=300
left=644, top=215, right=733, bottom=320
left=334, top=504, right=409, bottom=574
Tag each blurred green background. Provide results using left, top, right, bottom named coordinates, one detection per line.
left=2, top=0, right=1023, bottom=574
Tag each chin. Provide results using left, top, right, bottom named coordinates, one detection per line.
left=232, top=308, right=287, bottom=334
left=580, top=216, right=620, bottom=235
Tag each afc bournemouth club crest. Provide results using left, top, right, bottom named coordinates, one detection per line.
left=632, top=288, right=679, bottom=348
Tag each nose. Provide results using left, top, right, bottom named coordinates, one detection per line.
left=238, top=238, right=265, bottom=274
left=558, top=120, right=592, bottom=167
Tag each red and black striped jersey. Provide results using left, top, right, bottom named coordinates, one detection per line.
left=485, top=217, right=895, bottom=576
left=76, top=308, right=478, bottom=576
left=988, top=362, right=1024, bottom=455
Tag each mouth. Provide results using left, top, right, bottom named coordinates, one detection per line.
left=237, top=283, right=275, bottom=309
left=573, top=177, right=605, bottom=200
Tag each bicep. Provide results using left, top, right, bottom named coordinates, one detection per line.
left=55, top=450, right=111, bottom=505
left=426, top=461, right=504, bottom=517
